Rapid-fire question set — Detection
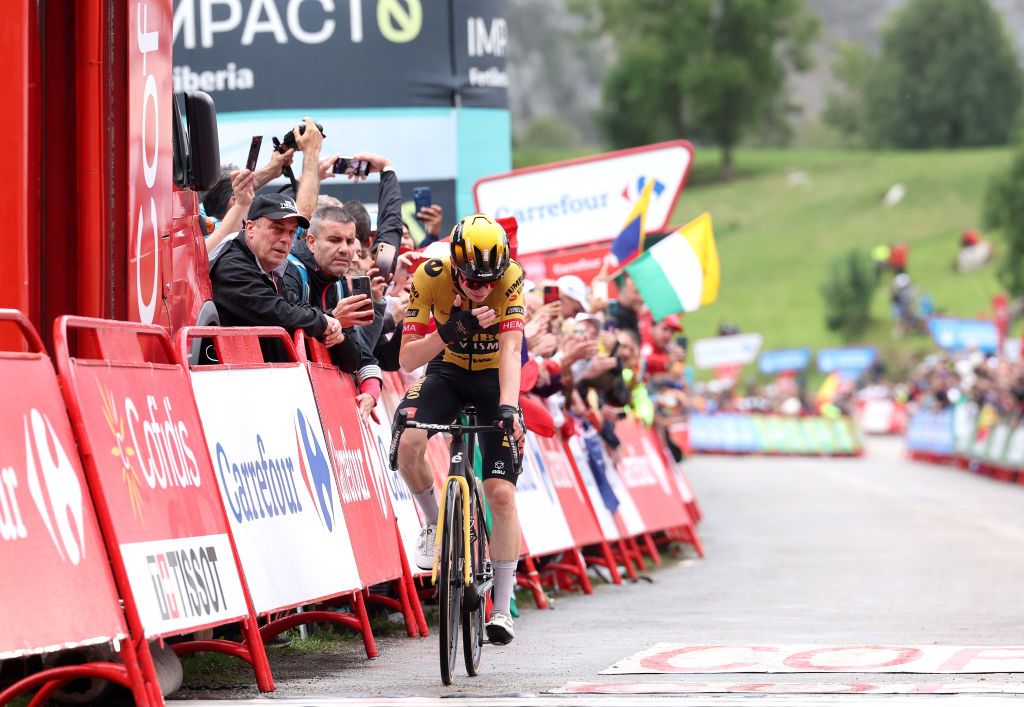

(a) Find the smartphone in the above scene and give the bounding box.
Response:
[413,186,432,214]
[245,135,262,172]
[350,275,373,309]
[372,242,397,282]
[543,285,560,305]
[333,157,371,177]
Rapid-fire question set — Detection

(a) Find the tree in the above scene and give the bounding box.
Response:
[823,42,876,146]
[820,250,879,340]
[832,0,1023,148]
[984,146,1024,298]
[572,0,818,174]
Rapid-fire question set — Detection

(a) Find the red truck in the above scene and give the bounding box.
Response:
[1,0,220,350]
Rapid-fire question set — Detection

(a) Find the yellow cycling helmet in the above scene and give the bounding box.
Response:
[449,213,510,282]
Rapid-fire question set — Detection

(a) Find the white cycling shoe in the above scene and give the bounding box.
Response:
[414,524,437,571]
[485,610,515,645]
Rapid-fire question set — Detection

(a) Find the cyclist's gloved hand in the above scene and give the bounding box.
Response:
[437,295,485,344]
[497,404,520,431]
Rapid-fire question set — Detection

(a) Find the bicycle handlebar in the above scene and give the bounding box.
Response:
[388,409,522,472]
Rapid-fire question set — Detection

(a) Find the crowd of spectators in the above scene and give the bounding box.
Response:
[907,350,1024,420]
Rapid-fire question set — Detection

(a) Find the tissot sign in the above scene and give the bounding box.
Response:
[474,141,694,256]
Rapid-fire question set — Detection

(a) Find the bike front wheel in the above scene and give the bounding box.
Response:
[437,480,464,686]
[463,492,490,676]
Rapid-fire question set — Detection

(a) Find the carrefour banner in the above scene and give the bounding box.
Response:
[928,317,999,354]
[173,0,509,217]
[905,409,954,456]
[758,348,811,375]
[688,414,860,456]
[474,141,694,255]
[816,346,877,376]
[189,365,362,613]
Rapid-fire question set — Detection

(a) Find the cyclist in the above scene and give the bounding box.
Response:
[394,213,526,646]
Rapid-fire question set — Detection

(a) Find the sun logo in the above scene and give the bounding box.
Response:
[98,378,144,524]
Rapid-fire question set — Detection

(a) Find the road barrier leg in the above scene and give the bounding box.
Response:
[516,556,550,609]
[642,533,662,566]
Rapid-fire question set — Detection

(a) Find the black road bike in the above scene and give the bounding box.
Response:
[390,405,519,685]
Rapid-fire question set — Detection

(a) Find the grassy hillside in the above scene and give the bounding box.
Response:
[671,148,1012,354]
[515,146,1015,369]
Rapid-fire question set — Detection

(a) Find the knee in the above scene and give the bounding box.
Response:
[397,430,427,463]
[485,481,517,516]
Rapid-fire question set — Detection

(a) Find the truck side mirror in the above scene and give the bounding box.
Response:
[182,91,220,192]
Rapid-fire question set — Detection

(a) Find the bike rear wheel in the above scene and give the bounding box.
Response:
[437,480,464,686]
[462,491,490,676]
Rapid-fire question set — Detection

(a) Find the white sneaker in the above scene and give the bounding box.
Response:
[485,610,515,645]
[414,524,437,571]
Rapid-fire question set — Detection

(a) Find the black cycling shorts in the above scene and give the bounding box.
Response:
[396,360,518,484]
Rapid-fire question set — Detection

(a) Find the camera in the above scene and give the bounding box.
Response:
[277,121,325,152]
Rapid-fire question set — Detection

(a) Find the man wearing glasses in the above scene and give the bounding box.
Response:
[393,214,526,646]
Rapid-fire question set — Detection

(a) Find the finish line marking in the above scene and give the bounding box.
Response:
[551,681,1024,695]
[602,644,1024,674]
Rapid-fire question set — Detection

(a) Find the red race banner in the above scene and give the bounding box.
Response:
[613,419,694,534]
[0,312,126,660]
[535,433,604,547]
[54,318,252,638]
[301,337,404,587]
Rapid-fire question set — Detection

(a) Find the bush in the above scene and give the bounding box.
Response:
[820,250,879,340]
[983,144,1024,298]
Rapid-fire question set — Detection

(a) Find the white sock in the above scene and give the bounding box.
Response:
[491,560,518,615]
[413,485,439,526]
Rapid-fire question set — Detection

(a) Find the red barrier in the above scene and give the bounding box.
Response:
[613,419,695,536]
[296,333,425,637]
[53,316,274,697]
[179,326,375,658]
[0,311,155,706]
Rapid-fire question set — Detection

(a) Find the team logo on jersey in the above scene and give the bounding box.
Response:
[505,306,525,316]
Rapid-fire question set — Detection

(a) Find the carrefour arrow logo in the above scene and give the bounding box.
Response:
[294,410,335,532]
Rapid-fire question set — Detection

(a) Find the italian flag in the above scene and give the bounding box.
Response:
[624,212,720,321]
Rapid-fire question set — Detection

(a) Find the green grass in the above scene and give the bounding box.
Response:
[673,147,1012,352]
[514,145,1014,366]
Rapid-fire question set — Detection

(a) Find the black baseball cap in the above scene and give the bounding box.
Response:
[246,193,310,229]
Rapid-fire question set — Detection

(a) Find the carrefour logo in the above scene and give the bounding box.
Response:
[294,409,335,532]
[621,176,666,202]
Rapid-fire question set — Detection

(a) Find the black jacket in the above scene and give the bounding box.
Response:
[209,233,330,361]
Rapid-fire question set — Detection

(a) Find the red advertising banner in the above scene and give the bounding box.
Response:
[0,313,126,660]
[613,419,693,534]
[54,318,253,639]
[535,433,604,547]
[302,339,404,587]
[545,242,612,286]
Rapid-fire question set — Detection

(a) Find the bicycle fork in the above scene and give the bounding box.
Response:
[432,475,473,587]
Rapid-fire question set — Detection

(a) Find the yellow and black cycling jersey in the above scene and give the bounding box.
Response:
[402,256,525,371]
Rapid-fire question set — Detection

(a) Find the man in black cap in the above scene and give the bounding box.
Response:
[209,192,345,360]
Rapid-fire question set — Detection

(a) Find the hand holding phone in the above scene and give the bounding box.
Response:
[413,186,432,217]
[245,136,263,172]
[543,285,560,305]
[371,242,397,283]
[332,157,371,178]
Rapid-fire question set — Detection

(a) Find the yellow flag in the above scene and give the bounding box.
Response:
[679,212,720,305]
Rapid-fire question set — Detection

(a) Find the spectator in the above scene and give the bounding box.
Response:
[283,204,384,419]
[642,314,686,380]
[556,275,589,319]
[209,193,344,360]
[605,272,644,339]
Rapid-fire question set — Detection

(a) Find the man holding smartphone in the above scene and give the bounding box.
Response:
[393,214,526,646]
[283,152,403,417]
